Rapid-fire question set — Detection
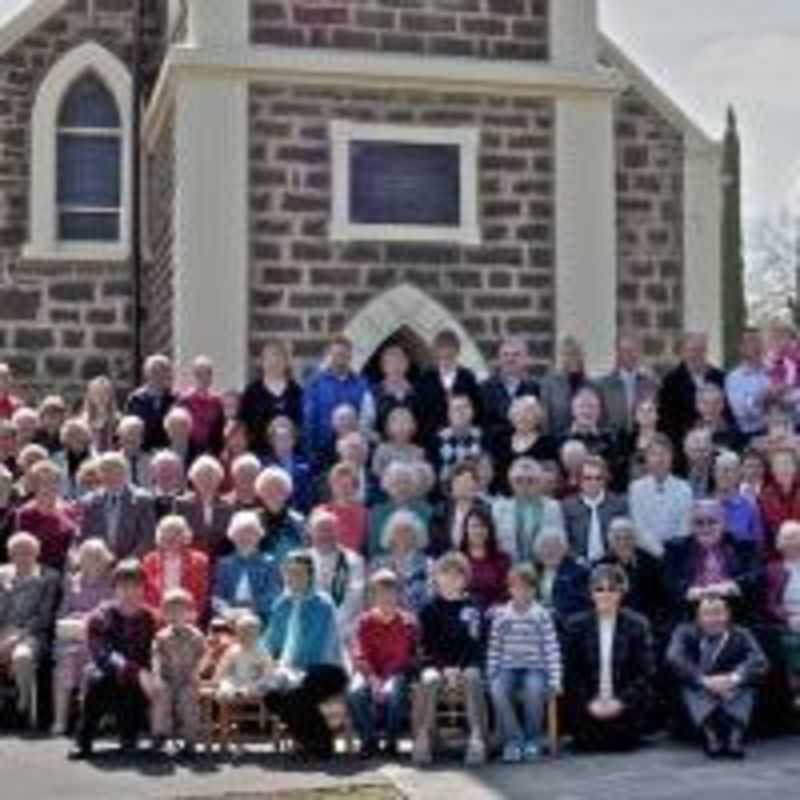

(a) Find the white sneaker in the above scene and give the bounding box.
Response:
[412,734,432,766]
[523,741,541,762]
[502,743,522,763]
[464,735,486,767]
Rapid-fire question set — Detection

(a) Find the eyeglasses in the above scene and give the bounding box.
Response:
[693,518,720,527]
[581,475,604,483]
[592,586,622,594]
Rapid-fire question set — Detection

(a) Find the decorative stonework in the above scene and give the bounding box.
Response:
[251,0,550,61]
[248,82,556,372]
[613,86,685,366]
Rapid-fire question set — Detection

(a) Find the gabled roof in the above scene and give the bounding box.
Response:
[598,33,720,153]
[0,0,67,57]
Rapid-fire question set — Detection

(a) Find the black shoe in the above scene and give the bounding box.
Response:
[68,743,93,761]
[702,725,723,758]
[119,738,139,756]
[149,736,166,754]
[384,738,400,758]
[726,726,746,760]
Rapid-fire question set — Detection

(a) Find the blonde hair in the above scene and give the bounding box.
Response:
[156,515,193,548]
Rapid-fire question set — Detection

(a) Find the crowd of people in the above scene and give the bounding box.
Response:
[1,322,800,766]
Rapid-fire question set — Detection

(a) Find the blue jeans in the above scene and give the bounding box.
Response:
[490,668,547,747]
[348,674,410,745]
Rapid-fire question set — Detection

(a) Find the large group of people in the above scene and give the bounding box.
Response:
[1,321,800,766]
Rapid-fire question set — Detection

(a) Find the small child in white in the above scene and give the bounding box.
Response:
[487,563,562,764]
[213,612,274,702]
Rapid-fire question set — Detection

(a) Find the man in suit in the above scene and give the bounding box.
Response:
[540,336,594,438]
[79,452,157,560]
[667,593,768,758]
[563,456,629,563]
[125,354,176,453]
[599,335,659,434]
[480,337,539,444]
[658,332,726,452]
[417,329,482,450]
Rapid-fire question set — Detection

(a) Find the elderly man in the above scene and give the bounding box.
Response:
[695,384,743,453]
[148,449,186,520]
[0,532,59,725]
[628,435,693,558]
[116,415,152,489]
[176,355,226,456]
[125,355,176,452]
[663,499,762,623]
[598,335,658,434]
[540,337,593,438]
[79,452,157,560]
[255,466,306,567]
[713,451,764,548]
[162,407,197,472]
[224,453,262,511]
[683,428,716,499]
[725,327,772,441]
[658,332,726,452]
[667,593,768,758]
[562,456,629,563]
[492,458,565,563]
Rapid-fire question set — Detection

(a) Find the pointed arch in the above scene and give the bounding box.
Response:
[24,41,132,261]
[343,283,489,378]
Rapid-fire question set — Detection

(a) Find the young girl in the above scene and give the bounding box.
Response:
[52,538,114,734]
[80,376,119,454]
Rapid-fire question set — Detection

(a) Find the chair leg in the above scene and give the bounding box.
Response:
[548,697,559,758]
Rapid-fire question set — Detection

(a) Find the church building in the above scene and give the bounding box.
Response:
[0,1,724,394]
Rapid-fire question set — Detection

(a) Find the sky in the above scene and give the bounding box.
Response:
[599,0,800,222]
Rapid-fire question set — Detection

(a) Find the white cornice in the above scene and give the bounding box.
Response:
[0,0,67,56]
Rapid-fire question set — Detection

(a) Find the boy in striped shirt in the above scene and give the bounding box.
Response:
[487,563,563,763]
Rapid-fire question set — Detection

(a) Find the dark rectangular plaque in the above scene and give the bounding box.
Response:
[349,140,461,226]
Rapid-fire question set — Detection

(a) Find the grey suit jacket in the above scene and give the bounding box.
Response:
[0,565,60,645]
[174,493,233,559]
[79,486,157,560]
[562,493,630,561]
[599,371,659,433]
[540,373,599,438]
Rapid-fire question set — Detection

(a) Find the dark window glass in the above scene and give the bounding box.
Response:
[59,212,119,242]
[57,133,121,207]
[349,141,461,226]
[58,73,121,129]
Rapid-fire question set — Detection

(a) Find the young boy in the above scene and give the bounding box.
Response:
[414,552,488,767]
[151,589,206,756]
[433,395,485,483]
[488,563,562,763]
[348,569,418,759]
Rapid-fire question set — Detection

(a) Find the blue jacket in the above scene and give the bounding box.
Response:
[212,552,283,625]
[259,507,306,568]
[265,590,342,670]
[303,368,372,460]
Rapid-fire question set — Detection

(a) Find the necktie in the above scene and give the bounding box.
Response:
[585,497,604,562]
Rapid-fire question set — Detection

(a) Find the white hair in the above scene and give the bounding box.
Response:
[188,454,225,485]
[98,451,130,475]
[231,453,262,477]
[607,516,640,546]
[255,465,293,497]
[7,531,41,557]
[227,510,265,543]
[382,509,428,552]
[156,514,193,548]
[533,527,567,559]
[714,450,741,473]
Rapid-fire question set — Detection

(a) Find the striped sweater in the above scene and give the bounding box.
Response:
[486,600,563,692]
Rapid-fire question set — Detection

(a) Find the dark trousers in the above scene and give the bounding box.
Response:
[264,664,348,758]
[77,672,149,749]
[571,705,643,753]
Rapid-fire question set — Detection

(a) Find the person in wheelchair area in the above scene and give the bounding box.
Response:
[0,531,59,727]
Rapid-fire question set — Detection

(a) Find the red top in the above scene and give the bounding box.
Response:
[759,479,800,556]
[141,548,210,616]
[352,608,418,680]
[466,550,511,612]
[0,393,22,420]
[321,501,369,555]
[14,501,78,573]
[177,389,226,454]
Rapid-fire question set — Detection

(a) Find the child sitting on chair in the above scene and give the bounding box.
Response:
[151,588,206,757]
[413,552,489,767]
[214,612,274,702]
[487,563,562,764]
[198,618,234,683]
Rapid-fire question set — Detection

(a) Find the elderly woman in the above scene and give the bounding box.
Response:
[713,451,764,549]
[163,406,196,470]
[368,461,433,558]
[558,439,590,499]
[492,395,558,495]
[255,466,306,567]
[14,459,78,573]
[0,532,60,725]
[370,510,431,615]
[308,508,365,643]
[53,418,93,500]
[759,446,800,557]
[563,564,655,752]
[533,528,590,624]
[320,461,369,555]
[116,415,151,488]
[459,505,511,612]
[663,499,761,623]
[14,443,49,503]
[265,416,313,513]
[211,510,283,626]
[562,388,620,480]
[149,449,186,520]
[224,452,262,511]
[52,538,114,734]
[142,515,210,616]
[766,520,800,707]
[492,457,565,563]
[175,454,233,563]
[595,517,666,626]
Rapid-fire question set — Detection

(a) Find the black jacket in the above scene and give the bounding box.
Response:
[480,373,540,443]
[238,378,303,455]
[125,386,177,452]
[416,366,482,449]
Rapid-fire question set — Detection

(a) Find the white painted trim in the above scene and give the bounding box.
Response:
[550,0,597,70]
[24,42,132,261]
[173,74,248,391]
[599,34,718,152]
[186,0,248,48]
[329,121,480,246]
[0,0,67,57]
[343,283,489,379]
[555,94,617,375]
[684,146,724,363]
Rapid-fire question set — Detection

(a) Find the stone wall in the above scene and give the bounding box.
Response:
[251,0,549,60]
[614,86,685,366]
[145,110,175,358]
[0,0,166,399]
[248,83,555,371]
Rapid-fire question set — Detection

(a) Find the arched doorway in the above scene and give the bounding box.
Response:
[362,325,433,383]
[343,283,489,379]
